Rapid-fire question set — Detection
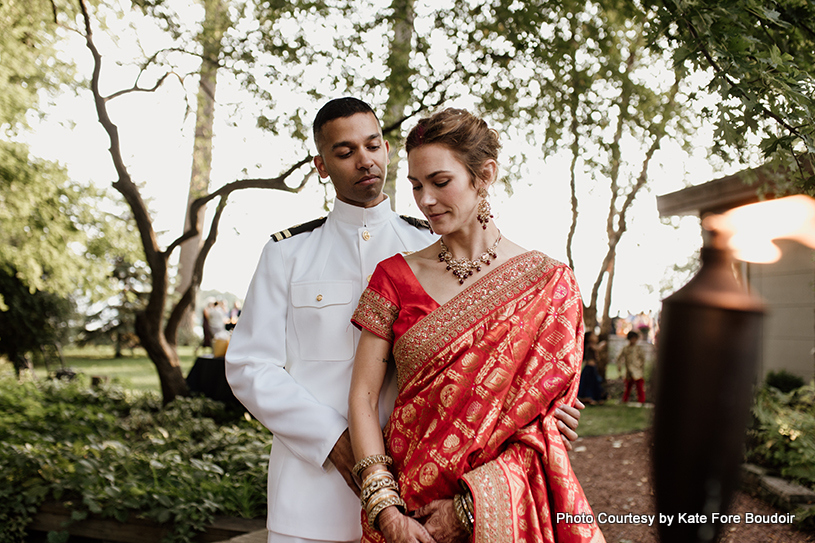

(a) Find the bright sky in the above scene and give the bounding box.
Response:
[23,4,743,321]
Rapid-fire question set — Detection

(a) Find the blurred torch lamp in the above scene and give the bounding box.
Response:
[653,195,815,543]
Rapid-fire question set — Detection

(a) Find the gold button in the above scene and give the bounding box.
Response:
[362,230,371,241]
[316,294,323,302]
[367,274,372,282]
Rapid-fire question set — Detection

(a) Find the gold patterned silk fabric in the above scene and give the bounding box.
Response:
[352,252,605,543]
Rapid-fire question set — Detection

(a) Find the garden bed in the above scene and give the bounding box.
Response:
[27,501,265,543]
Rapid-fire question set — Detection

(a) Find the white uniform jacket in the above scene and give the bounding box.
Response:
[226,197,435,540]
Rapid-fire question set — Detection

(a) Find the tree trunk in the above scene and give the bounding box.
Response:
[600,252,616,335]
[381,0,415,209]
[176,0,228,342]
[565,19,581,272]
[136,311,188,403]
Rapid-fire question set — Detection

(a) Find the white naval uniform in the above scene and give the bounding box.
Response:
[225,197,436,542]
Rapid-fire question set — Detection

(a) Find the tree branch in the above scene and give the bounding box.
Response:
[165,196,227,344]
[79,0,162,272]
[163,155,314,255]
[589,76,680,319]
[565,42,581,272]
[381,61,459,136]
[104,72,174,101]
[669,2,804,139]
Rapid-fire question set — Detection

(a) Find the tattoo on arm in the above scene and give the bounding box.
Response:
[382,358,389,364]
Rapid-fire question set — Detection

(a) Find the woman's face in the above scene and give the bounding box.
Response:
[407,143,482,236]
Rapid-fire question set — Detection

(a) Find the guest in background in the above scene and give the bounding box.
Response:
[578,331,606,405]
[617,330,646,404]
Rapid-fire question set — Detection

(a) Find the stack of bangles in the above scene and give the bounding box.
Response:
[354,454,406,529]
[453,490,475,534]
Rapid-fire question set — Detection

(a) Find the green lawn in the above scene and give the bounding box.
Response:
[3,345,653,435]
[23,345,199,393]
[578,400,653,437]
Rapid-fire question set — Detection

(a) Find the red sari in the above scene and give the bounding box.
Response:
[352,251,604,543]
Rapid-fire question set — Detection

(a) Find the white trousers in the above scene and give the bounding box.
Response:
[267,531,359,543]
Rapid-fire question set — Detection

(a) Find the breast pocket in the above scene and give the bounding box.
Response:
[291,280,356,361]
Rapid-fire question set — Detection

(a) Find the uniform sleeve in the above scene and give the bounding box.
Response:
[225,239,348,469]
[351,258,401,343]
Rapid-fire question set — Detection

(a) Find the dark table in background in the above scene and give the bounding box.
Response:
[186,355,242,408]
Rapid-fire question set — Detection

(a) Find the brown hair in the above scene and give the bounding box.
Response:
[405,108,501,185]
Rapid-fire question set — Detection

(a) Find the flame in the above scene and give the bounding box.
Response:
[702,195,815,263]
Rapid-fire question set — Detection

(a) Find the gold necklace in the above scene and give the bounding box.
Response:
[438,233,502,285]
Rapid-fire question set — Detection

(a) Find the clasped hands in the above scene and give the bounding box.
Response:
[329,401,584,542]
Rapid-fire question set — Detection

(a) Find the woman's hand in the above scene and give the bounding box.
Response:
[556,399,585,451]
[413,499,469,543]
[378,506,437,543]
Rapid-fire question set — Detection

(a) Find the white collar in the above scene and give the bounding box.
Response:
[330,195,395,227]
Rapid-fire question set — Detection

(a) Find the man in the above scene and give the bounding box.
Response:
[226,97,582,543]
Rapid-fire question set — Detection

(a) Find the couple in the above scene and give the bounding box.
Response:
[226,98,603,543]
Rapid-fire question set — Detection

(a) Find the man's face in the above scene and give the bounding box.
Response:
[314,112,390,208]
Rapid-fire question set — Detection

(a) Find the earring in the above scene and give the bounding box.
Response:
[477,188,492,229]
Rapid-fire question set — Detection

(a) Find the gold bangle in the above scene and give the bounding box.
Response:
[361,470,395,487]
[360,475,399,506]
[365,489,400,525]
[353,454,393,479]
[453,494,473,534]
[463,490,475,525]
[360,471,397,496]
[367,493,406,529]
[365,488,399,513]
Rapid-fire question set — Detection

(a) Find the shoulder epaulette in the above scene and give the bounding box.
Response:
[399,215,431,230]
[271,217,327,242]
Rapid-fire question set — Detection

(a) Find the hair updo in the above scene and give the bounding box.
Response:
[405,108,501,185]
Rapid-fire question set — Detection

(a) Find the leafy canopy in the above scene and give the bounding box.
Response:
[647,0,815,188]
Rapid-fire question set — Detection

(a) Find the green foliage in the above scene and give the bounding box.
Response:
[0,1,144,358]
[765,369,806,393]
[0,373,269,543]
[0,267,76,373]
[0,140,142,302]
[647,0,815,190]
[746,383,815,490]
[0,138,145,362]
[0,0,76,133]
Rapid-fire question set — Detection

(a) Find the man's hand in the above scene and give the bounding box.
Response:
[327,428,359,496]
[413,499,468,543]
[555,399,585,451]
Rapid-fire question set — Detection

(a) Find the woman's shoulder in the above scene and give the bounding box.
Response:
[399,242,439,272]
[516,248,570,273]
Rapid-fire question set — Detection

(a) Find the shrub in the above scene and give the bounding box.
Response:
[746,383,815,491]
[0,372,269,543]
[765,369,806,393]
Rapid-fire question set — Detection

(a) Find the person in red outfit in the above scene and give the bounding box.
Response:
[349,108,604,543]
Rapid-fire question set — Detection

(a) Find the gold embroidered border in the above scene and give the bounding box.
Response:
[352,287,399,343]
[462,458,514,543]
[393,251,562,388]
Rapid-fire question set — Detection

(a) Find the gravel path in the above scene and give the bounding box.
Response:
[568,431,814,543]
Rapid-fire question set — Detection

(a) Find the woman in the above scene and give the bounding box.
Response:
[348,109,604,543]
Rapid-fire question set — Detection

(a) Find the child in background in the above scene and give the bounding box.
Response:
[617,330,646,404]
